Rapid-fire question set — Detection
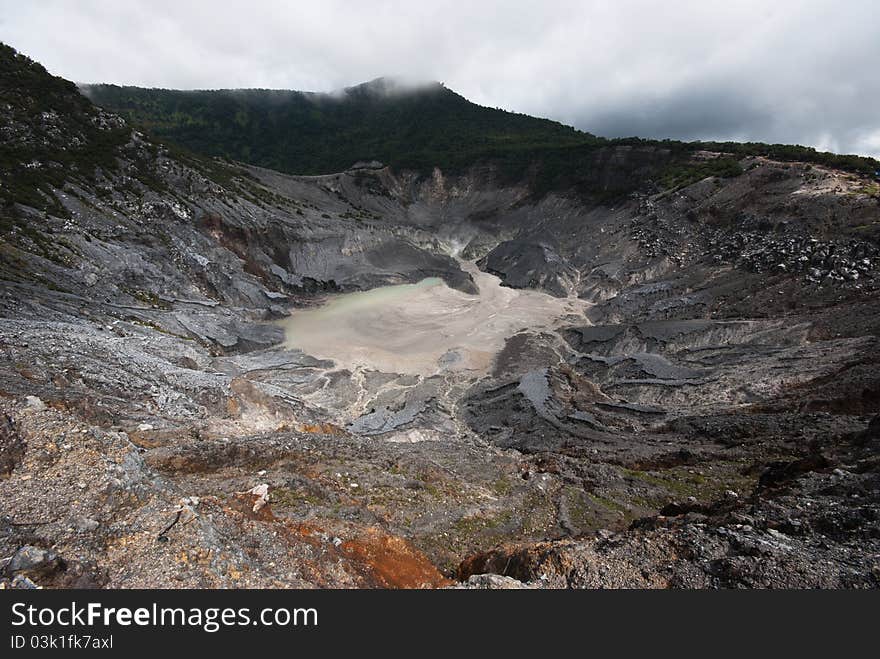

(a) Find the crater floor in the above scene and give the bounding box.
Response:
[2,142,878,589]
[280,260,588,376]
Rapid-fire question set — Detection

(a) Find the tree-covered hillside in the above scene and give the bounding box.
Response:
[4,38,877,210]
[83,78,880,186]
[0,43,131,213]
[0,43,244,218]
[82,79,595,176]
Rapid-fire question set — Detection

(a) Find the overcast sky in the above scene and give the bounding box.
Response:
[2,0,878,158]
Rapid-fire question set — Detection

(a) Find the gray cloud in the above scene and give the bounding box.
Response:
[1,0,878,158]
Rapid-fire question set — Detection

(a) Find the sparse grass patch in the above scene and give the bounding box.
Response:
[453,510,514,536]
[122,288,172,309]
[271,487,322,508]
[853,182,880,197]
[658,157,744,191]
[587,491,629,514]
[489,476,514,496]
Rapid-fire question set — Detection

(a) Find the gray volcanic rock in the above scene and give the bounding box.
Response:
[459,432,880,588]
[479,240,577,297]
[362,240,478,294]
[7,545,61,578]
[0,414,25,475]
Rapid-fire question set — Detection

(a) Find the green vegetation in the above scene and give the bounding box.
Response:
[658,157,744,190]
[0,207,76,264]
[452,510,514,536]
[0,43,130,215]
[4,40,878,214]
[270,487,322,508]
[490,476,514,496]
[620,462,757,505]
[684,139,879,175]
[854,181,880,197]
[0,43,260,225]
[586,491,630,514]
[83,78,880,202]
[82,79,591,177]
[121,288,172,309]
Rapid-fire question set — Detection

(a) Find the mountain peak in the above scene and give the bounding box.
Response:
[339,76,446,99]
[81,76,586,176]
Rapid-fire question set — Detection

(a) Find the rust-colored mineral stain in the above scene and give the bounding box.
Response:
[207,495,449,588]
[297,422,346,435]
[340,528,451,589]
[227,492,278,522]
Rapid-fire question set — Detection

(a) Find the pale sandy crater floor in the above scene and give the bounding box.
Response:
[280,260,589,376]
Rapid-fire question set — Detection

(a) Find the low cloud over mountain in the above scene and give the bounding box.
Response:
[2,0,878,157]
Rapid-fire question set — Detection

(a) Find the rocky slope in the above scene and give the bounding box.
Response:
[1,44,879,589]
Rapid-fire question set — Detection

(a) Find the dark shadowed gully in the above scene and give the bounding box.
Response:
[1,44,879,589]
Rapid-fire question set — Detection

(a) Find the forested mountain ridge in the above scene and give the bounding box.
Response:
[83,76,880,187]
[81,78,592,176]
